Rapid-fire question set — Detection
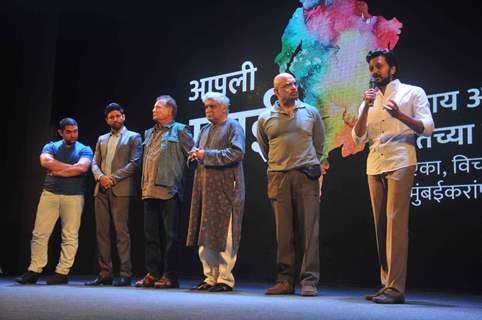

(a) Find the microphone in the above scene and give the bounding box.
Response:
[369,76,376,89]
[367,76,376,107]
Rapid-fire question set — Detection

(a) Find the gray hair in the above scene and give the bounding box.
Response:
[202,92,230,108]
[155,95,178,117]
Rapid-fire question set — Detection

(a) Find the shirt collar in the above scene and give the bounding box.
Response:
[386,79,401,90]
[155,121,174,131]
[110,126,126,137]
[272,99,306,113]
[377,79,401,98]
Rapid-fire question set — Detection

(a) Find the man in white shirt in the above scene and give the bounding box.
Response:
[352,49,434,304]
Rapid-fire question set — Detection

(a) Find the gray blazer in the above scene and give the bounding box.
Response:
[92,127,143,197]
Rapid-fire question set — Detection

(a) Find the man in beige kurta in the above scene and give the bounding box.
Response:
[187,92,245,292]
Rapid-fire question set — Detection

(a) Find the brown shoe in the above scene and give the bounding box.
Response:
[135,273,158,288]
[154,277,179,289]
[372,288,405,304]
[265,280,294,295]
[365,288,385,301]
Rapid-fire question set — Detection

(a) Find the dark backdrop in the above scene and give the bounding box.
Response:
[3,0,482,292]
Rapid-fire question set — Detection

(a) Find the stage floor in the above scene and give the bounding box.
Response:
[1,277,481,320]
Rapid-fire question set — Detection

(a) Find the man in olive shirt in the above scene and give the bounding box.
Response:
[256,73,325,296]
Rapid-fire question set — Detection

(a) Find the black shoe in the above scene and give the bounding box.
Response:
[47,273,69,285]
[190,281,213,291]
[113,276,131,287]
[15,271,40,284]
[208,283,233,292]
[85,276,113,286]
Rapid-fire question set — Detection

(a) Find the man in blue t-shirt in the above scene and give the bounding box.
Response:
[16,118,93,285]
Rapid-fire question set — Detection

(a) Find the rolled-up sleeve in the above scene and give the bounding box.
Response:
[413,88,434,136]
[352,102,368,145]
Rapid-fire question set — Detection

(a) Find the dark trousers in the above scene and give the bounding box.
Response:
[94,189,132,277]
[143,196,180,280]
[267,170,320,286]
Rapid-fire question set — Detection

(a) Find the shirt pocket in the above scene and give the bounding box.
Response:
[161,132,180,150]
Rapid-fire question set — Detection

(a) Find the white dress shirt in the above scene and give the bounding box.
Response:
[352,79,434,175]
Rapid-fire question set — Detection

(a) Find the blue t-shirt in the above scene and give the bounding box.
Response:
[42,140,94,195]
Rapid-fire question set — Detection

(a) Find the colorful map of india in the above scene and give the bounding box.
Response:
[275,0,402,162]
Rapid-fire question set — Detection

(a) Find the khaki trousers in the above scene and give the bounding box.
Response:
[367,166,415,294]
[268,170,320,287]
[29,190,84,275]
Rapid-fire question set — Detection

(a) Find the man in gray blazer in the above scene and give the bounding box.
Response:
[86,103,142,287]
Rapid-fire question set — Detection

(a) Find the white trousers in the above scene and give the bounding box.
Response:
[198,214,237,287]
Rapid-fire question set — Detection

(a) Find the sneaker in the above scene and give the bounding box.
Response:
[154,277,179,289]
[135,273,158,288]
[47,273,69,285]
[113,276,132,287]
[85,275,113,286]
[300,284,318,296]
[15,271,40,284]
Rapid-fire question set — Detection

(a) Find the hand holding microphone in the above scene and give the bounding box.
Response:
[364,76,377,108]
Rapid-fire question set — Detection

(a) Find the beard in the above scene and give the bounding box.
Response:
[376,75,392,87]
[110,122,123,131]
[281,94,298,105]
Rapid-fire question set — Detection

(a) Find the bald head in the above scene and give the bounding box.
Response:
[273,73,299,105]
[273,73,296,89]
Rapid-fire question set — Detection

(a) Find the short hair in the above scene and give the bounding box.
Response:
[366,48,398,77]
[202,91,230,108]
[59,117,78,130]
[104,102,124,117]
[155,95,178,117]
